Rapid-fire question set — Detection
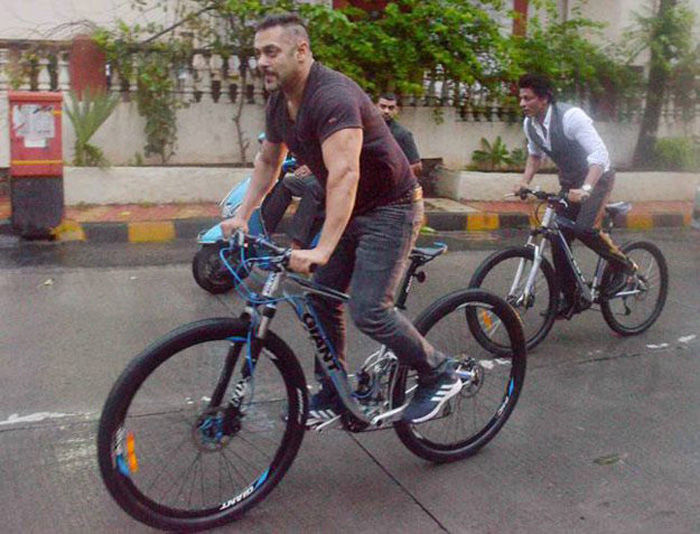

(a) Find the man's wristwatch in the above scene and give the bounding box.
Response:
[581,183,593,193]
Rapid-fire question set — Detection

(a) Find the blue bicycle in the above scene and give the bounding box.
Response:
[97,232,526,531]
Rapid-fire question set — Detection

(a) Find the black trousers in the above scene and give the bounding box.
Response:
[261,174,325,247]
[552,173,630,303]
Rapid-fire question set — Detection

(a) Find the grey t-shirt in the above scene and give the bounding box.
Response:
[265,63,416,214]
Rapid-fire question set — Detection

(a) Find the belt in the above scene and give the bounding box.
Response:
[386,186,423,206]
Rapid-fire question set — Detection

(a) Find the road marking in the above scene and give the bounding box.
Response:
[0,412,76,426]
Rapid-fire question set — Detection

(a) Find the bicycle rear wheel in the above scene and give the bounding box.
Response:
[394,289,526,463]
[97,318,307,532]
[469,246,557,354]
[601,241,668,335]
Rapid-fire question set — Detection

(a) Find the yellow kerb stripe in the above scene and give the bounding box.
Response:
[11,160,63,165]
[466,213,500,231]
[625,213,654,230]
[128,222,176,242]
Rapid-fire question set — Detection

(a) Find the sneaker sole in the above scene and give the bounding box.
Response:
[305,409,340,427]
[408,379,464,424]
[307,409,338,421]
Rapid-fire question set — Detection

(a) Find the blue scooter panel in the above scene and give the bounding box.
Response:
[198,209,267,244]
[197,154,314,246]
[198,176,268,244]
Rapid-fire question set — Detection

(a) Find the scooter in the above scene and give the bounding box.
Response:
[192,156,299,294]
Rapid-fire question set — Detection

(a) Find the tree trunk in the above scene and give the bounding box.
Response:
[632,0,678,169]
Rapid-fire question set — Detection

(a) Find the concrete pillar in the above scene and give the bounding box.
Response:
[513,0,529,36]
[69,35,107,98]
[0,49,9,169]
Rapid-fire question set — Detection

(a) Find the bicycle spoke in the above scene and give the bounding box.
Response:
[396,291,525,462]
[99,325,305,526]
[470,248,555,353]
[601,242,667,335]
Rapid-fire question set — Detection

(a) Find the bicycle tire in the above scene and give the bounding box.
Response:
[469,246,557,354]
[394,289,527,463]
[97,318,307,532]
[600,241,668,335]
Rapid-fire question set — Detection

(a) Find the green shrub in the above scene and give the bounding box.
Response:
[65,89,119,167]
[653,137,700,171]
[506,147,528,171]
[470,136,510,171]
[470,138,528,172]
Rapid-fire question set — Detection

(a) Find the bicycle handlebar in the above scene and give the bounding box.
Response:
[512,187,569,205]
[228,231,317,273]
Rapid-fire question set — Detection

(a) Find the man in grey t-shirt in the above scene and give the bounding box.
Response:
[221,13,462,424]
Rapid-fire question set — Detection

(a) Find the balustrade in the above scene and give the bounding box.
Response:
[0,39,697,126]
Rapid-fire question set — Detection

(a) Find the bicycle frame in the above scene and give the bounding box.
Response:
[220,236,447,432]
[516,197,611,306]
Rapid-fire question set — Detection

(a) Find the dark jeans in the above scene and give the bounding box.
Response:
[261,174,324,247]
[310,200,445,378]
[553,173,631,304]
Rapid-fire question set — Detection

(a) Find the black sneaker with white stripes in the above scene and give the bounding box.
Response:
[306,385,342,426]
[403,359,463,424]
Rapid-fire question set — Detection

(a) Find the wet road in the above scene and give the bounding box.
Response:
[1,228,699,533]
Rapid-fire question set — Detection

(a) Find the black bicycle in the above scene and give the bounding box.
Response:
[97,232,526,532]
[468,188,668,355]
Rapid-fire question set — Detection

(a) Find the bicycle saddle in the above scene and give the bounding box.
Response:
[410,244,448,264]
[605,202,632,218]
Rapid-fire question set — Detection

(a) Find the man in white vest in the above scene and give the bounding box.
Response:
[513,73,637,320]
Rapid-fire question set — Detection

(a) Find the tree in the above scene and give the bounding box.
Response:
[299,0,509,101]
[95,20,191,164]
[96,0,295,164]
[179,0,296,163]
[627,0,696,168]
[506,0,641,110]
[93,0,644,165]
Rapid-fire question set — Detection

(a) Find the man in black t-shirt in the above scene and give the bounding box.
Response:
[221,13,462,424]
[376,92,423,177]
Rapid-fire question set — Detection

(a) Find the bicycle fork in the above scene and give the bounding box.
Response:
[206,273,285,435]
[512,235,547,306]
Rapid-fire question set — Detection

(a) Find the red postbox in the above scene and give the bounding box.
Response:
[9,91,64,238]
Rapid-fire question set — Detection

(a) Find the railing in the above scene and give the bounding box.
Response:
[0,42,266,105]
[105,51,265,105]
[0,42,71,93]
[1,40,699,124]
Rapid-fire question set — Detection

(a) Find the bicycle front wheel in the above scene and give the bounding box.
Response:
[469,246,557,354]
[394,289,526,463]
[97,318,307,532]
[601,241,668,335]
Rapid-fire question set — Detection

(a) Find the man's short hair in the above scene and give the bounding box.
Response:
[379,92,397,102]
[518,73,556,102]
[255,13,310,46]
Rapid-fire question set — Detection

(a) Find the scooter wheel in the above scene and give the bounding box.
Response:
[192,243,238,294]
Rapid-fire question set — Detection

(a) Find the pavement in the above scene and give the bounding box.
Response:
[2,229,700,533]
[0,195,695,242]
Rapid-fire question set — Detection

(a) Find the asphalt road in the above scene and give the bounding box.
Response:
[1,228,699,533]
